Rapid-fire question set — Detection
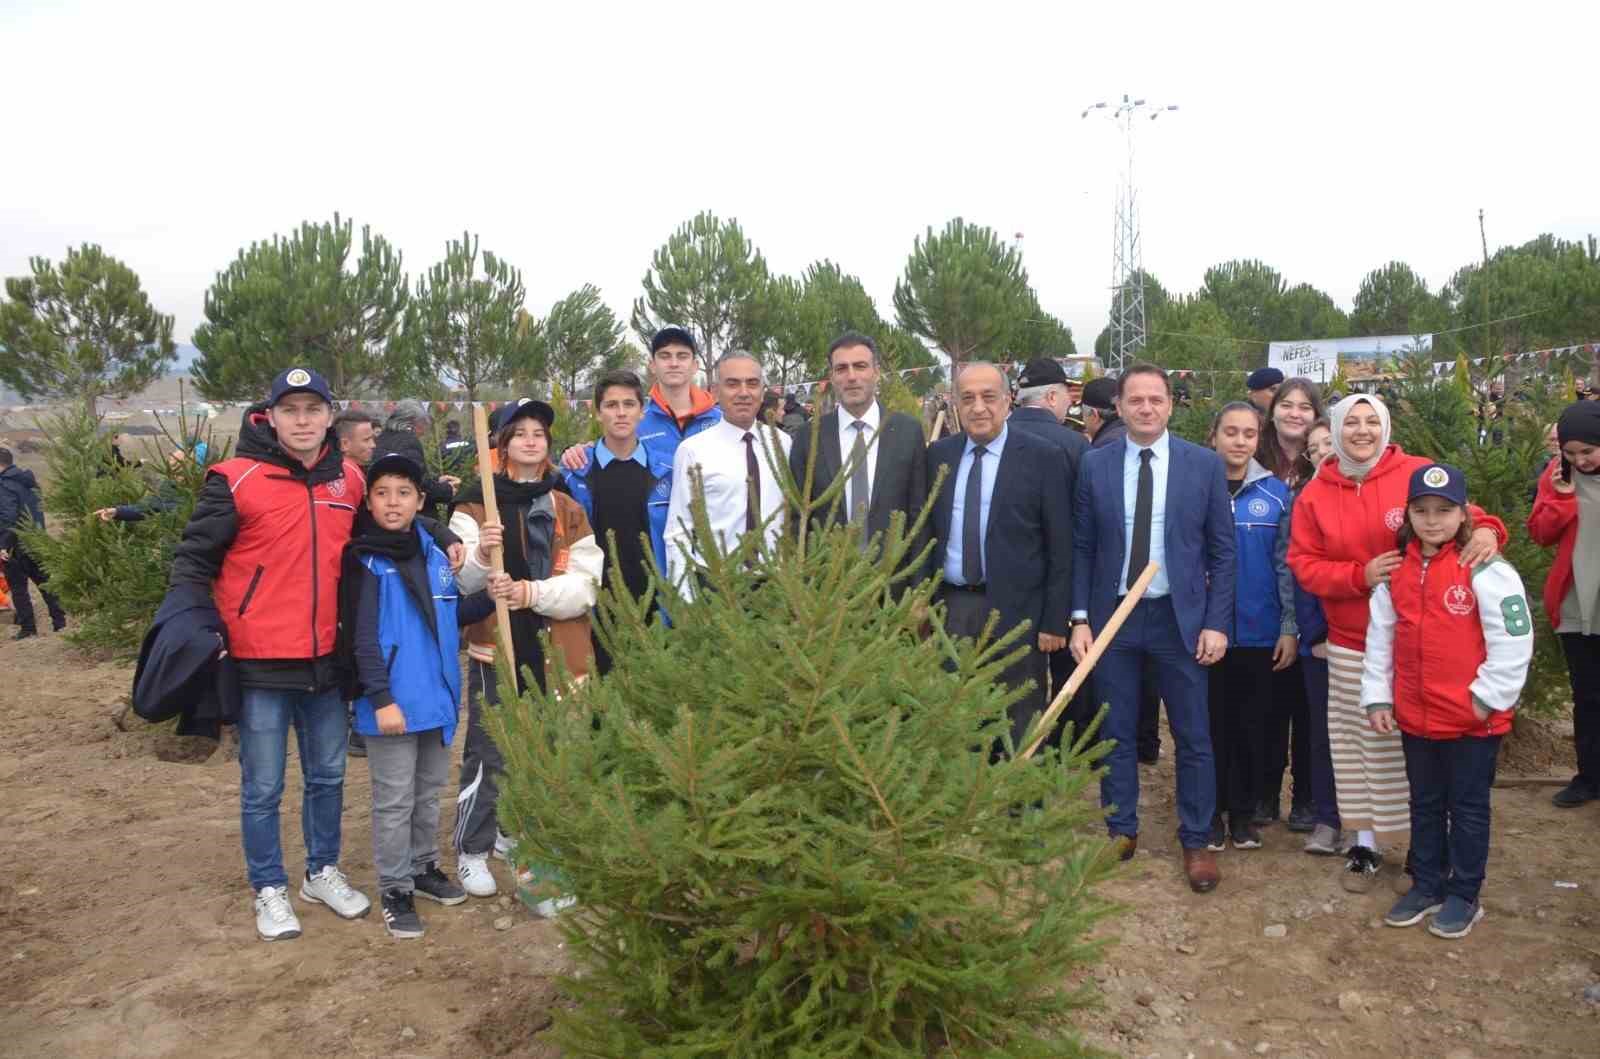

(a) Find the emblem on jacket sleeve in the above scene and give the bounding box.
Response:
[1442,584,1475,616]
[325,477,347,498]
[1384,506,1405,531]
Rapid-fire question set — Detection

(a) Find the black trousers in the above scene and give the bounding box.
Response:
[1048,646,1098,749]
[939,586,1048,757]
[1207,647,1273,819]
[1560,633,1600,793]
[3,547,65,633]
[1263,657,1311,809]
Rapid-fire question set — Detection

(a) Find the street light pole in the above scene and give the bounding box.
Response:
[1083,95,1179,374]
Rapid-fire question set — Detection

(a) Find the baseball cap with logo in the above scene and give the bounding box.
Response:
[650,326,697,355]
[1407,462,1467,506]
[366,450,426,489]
[492,397,556,434]
[269,366,334,405]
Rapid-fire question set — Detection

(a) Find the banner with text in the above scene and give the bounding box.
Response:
[1267,334,1433,384]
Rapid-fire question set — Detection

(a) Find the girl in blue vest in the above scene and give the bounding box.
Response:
[1205,403,1297,852]
[338,452,497,939]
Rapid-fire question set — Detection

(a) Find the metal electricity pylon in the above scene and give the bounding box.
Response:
[1083,95,1178,373]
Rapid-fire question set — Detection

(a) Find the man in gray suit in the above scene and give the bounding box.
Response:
[789,332,930,581]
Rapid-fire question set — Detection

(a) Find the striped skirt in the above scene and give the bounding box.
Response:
[1326,642,1410,845]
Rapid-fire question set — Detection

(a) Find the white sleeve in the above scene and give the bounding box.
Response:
[1470,561,1535,712]
[530,533,603,620]
[450,511,488,593]
[1360,585,1397,710]
[663,442,697,602]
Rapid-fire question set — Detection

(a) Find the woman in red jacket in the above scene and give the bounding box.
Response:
[1287,394,1507,893]
[1527,400,1600,809]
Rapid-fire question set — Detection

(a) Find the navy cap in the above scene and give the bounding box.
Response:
[1408,463,1467,506]
[650,326,697,355]
[268,366,334,405]
[1016,357,1069,389]
[492,398,555,434]
[367,450,425,489]
[1081,377,1119,412]
[1246,367,1285,392]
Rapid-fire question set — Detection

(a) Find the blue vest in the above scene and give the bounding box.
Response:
[352,525,462,745]
[563,440,677,575]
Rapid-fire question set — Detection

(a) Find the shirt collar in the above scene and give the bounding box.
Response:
[963,422,1009,460]
[595,438,648,469]
[1127,429,1170,460]
[841,402,880,433]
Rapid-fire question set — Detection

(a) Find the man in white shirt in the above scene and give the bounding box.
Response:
[664,352,792,597]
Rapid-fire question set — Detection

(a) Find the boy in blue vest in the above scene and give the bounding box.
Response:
[339,451,498,938]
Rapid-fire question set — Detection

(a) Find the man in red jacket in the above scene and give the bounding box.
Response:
[170,368,434,941]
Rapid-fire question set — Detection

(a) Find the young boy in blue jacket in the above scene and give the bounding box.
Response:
[338,452,498,939]
[1206,404,1297,851]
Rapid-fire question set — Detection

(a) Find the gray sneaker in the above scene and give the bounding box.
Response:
[1303,823,1341,856]
[300,865,371,919]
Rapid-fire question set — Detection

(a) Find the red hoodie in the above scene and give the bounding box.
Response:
[1526,458,1579,629]
[1287,445,1508,651]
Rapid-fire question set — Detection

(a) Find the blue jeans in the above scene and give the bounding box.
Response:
[1301,655,1340,830]
[1095,597,1216,849]
[1401,732,1501,904]
[238,687,348,890]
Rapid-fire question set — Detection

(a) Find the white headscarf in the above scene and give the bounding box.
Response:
[1328,393,1392,481]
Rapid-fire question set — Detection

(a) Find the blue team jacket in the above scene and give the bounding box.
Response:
[563,440,676,578]
[1228,460,1296,649]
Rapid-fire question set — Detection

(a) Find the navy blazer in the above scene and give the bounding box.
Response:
[928,427,1074,640]
[1070,433,1236,654]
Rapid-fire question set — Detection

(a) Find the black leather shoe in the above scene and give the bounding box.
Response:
[13,627,37,641]
[1552,780,1599,808]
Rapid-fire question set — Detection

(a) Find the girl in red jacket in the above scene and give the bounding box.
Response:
[1528,400,1600,809]
[1287,395,1507,894]
[1361,463,1533,939]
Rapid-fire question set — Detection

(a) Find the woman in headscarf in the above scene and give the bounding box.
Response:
[1528,400,1600,809]
[1287,393,1507,893]
[446,399,601,908]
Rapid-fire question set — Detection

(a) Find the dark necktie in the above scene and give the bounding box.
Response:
[962,445,987,585]
[1128,447,1153,590]
[743,431,760,534]
[849,421,870,546]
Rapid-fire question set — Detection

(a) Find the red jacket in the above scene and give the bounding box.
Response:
[1526,458,1579,628]
[1362,542,1532,739]
[1288,445,1508,651]
[208,453,362,659]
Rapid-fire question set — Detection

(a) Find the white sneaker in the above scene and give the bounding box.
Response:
[254,886,302,941]
[458,851,498,898]
[493,830,516,862]
[299,865,371,919]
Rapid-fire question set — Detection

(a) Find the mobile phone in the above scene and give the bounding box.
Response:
[1559,457,1572,484]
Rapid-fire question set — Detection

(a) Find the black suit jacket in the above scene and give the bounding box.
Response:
[927,426,1074,641]
[1006,405,1088,500]
[790,404,930,568]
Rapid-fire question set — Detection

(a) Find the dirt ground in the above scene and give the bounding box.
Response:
[1,625,1597,1059]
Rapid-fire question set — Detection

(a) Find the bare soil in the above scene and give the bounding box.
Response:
[1,626,1596,1058]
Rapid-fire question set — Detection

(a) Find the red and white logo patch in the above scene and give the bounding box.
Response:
[1384,506,1405,531]
[325,477,347,498]
[1443,584,1475,616]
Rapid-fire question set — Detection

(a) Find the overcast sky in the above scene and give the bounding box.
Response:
[4,0,1596,378]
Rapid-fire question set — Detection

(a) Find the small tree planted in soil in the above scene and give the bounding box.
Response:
[489,437,1119,1057]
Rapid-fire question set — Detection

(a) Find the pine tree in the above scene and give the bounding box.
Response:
[22,397,224,654]
[488,459,1119,1056]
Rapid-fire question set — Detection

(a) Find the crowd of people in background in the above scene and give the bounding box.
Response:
[4,324,1593,949]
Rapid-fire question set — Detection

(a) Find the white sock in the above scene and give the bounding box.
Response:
[1356,829,1376,851]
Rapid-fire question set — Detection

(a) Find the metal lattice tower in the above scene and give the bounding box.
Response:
[1083,95,1178,374]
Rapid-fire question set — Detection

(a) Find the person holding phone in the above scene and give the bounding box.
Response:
[1528,400,1600,808]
